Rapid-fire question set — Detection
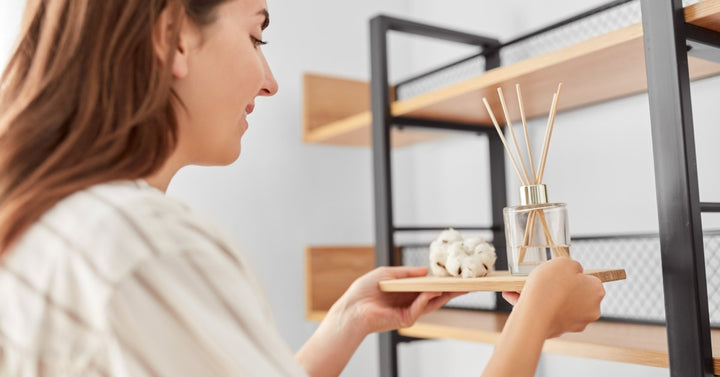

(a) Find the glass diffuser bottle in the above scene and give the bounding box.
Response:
[504,184,570,275]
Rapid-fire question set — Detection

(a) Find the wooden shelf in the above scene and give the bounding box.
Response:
[308,308,720,373]
[303,0,720,147]
[304,246,376,318]
[379,269,626,292]
[401,309,720,373]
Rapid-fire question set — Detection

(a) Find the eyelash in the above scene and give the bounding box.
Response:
[251,36,268,48]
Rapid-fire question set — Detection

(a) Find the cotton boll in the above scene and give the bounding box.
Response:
[428,229,464,277]
[445,254,463,277]
[430,263,450,276]
[445,241,470,276]
[430,262,451,277]
[447,241,470,258]
[476,249,497,273]
[436,228,463,244]
[429,240,451,276]
[461,254,490,278]
[463,236,487,251]
[472,242,496,256]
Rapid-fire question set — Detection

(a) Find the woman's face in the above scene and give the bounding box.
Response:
[172,0,278,166]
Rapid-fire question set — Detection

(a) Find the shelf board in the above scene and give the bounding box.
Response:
[379,269,626,292]
[303,0,720,147]
[307,308,720,372]
[402,309,720,373]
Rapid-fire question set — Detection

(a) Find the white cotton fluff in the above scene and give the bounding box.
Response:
[472,242,496,256]
[429,240,450,277]
[437,228,463,243]
[429,229,497,278]
[428,228,463,277]
[460,254,489,278]
[444,241,471,277]
[463,236,487,251]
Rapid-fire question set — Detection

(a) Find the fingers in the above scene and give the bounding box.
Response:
[378,266,430,279]
[406,292,442,326]
[422,292,465,314]
[502,291,520,306]
[549,256,583,273]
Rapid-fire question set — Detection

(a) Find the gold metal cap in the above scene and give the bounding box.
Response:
[520,184,548,206]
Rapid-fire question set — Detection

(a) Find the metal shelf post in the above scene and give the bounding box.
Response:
[640,0,714,375]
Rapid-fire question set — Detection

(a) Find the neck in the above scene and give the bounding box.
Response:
[144,154,185,192]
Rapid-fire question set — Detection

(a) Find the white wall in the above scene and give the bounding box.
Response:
[3,1,720,377]
[0,1,24,69]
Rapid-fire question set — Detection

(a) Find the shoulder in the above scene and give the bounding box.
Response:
[10,180,244,286]
[0,181,264,375]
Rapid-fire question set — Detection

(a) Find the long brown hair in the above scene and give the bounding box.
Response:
[0,0,227,254]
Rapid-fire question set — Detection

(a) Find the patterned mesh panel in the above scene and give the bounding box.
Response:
[401,230,720,326]
[396,0,703,100]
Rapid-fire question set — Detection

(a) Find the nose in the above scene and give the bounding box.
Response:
[259,55,278,97]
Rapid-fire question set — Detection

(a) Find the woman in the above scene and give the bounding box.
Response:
[0,0,605,376]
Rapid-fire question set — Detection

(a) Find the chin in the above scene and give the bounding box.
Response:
[199,146,242,166]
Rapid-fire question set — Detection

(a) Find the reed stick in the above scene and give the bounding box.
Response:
[516,83,536,265]
[517,84,563,264]
[536,83,563,184]
[516,84,536,180]
[482,98,528,185]
[537,211,568,257]
[497,87,531,185]
[518,211,534,264]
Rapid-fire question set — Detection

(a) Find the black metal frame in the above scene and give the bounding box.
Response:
[640,0,720,375]
[370,15,502,377]
[369,1,720,376]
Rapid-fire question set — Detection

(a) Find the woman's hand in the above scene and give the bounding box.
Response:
[332,266,465,336]
[504,257,605,338]
[482,258,605,377]
[297,266,463,377]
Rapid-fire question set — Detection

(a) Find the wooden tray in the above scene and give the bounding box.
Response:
[379,269,626,292]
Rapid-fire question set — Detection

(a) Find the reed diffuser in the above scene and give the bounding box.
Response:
[482,83,570,275]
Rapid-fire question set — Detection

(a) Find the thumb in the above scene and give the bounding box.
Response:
[390,266,430,279]
[407,292,442,325]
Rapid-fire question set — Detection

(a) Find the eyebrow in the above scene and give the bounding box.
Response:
[258,9,269,30]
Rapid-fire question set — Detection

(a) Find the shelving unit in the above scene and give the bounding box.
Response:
[303,0,720,376]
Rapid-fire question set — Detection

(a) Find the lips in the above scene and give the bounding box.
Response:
[245,103,255,115]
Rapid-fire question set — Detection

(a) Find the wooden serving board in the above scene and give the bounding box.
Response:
[379,269,626,292]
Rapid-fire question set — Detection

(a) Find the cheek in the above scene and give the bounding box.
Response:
[213,51,265,109]
[175,41,266,164]
[236,53,266,96]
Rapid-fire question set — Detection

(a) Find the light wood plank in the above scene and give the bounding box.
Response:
[303,73,443,147]
[309,308,720,372]
[398,309,720,374]
[379,269,626,292]
[302,0,720,147]
[303,73,371,134]
[304,246,375,318]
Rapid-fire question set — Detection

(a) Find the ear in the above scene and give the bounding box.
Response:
[153,5,189,79]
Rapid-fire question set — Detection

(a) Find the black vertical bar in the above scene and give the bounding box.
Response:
[640,1,713,376]
[370,16,398,377]
[484,48,501,72]
[488,132,512,312]
[483,49,512,312]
